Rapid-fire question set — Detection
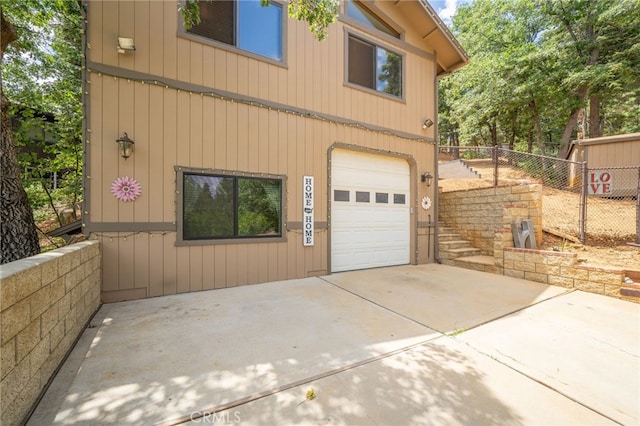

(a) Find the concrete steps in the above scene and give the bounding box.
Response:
[438,160,482,179]
[454,255,501,274]
[621,270,640,301]
[438,224,499,274]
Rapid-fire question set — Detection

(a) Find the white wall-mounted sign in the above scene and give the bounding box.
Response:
[303,176,314,246]
[589,171,612,195]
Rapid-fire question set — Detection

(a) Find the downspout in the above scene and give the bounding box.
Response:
[434,60,440,263]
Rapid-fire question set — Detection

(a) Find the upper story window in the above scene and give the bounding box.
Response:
[348,34,402,98]
[345,1,399,38]
[187,0,283,61]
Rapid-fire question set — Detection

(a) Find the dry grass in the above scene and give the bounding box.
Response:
[439,159,640,271]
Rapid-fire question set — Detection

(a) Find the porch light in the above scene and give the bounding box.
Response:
[422,118,434,129]
[421,171,433,187]
[116,132,134,159]
[117,37,136,53]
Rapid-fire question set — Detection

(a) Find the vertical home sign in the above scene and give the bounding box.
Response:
[303,176,314,246]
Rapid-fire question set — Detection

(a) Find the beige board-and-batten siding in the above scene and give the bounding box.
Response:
[85,1,442,301]
[567,133,640,195]
[89,99,433,301]
[85,1,439,136]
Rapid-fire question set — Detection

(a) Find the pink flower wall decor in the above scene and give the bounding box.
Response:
[111,176,142,202]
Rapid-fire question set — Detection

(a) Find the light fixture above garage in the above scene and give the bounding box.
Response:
[117,37,136,54]
[421,171,433,186]
[422,118,434,129]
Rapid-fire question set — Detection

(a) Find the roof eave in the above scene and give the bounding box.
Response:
[416,0,469,69]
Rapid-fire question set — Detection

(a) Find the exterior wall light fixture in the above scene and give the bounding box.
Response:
[117,37,136,54]
[116,132,135,159]
[422,118,434,129]
[421,171,433,186]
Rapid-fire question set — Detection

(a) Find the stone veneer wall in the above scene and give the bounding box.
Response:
[0,241,101,425]
[439,184,543,267]
[503,247,638,303]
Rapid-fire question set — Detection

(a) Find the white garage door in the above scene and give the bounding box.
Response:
[331,149,410,272]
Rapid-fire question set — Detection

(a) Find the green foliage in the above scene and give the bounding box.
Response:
[238,179,281,236]
[182,0,338,41]
[440,0,640,156]
[516,158,565,187]
[285,0,338,41]
[183,176,281,239]
[3,1,83,225]
[184,178,234,239]
[378,50,402,97]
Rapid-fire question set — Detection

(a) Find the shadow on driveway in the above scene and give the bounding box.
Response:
[28,264,634,425]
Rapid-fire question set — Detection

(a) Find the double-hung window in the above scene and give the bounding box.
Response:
[187,0,283,61]
[347,35,402,98]
[179,170,284,242]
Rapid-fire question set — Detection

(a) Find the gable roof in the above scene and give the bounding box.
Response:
[416,0,469,76]
[346,1,468,76]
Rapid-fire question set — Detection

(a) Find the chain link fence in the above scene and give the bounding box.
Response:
[584,166,640,244]
[438,146,640,244]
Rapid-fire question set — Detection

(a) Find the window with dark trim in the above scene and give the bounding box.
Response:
[187,0,283,61]
[348,34,402,97]
[345,0,399,38]
[182,172,282,240]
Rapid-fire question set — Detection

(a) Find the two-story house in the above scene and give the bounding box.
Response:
[83,0,467,302]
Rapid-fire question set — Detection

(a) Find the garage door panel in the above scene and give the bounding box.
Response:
[331,150,410,273]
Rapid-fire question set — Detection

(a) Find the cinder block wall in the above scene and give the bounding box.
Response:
[439,184,543,264]
[503,247,638,303]
[0,241,101,426]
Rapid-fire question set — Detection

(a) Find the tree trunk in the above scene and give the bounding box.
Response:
[1,9,40,264]
[488,122,497,146]
[558,85,588,159]
[558,108,579,159]
[589,94,602,137]
[534,113,545,156]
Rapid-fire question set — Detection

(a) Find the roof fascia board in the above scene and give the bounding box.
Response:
[415,0,469,65]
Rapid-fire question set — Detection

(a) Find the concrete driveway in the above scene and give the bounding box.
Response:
[28,264,639,425]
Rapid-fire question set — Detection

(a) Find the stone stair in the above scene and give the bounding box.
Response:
[438,160,482,179]
[621,270,640,301]
[438,225,500,274]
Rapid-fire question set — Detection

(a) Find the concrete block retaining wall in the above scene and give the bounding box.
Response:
[503,247,638,302]
[439,184,543,267]
[0,241,101,425]
[440,184,637,302]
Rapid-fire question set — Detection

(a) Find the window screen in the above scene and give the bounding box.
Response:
[347,34,402,97]
[348,36,375,90]
[187,0,282,61]
[188,0,234,45]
